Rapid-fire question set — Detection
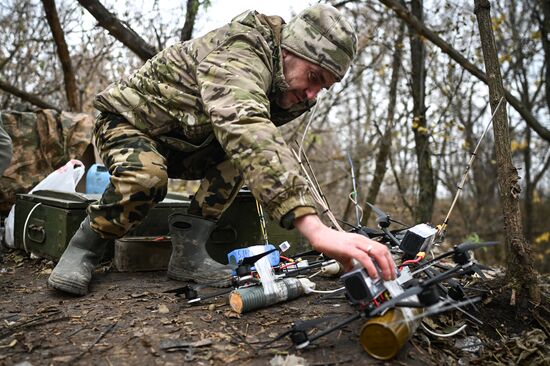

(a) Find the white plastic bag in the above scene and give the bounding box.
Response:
[4,159,85,247]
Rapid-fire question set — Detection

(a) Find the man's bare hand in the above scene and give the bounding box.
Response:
[294,214,396,281]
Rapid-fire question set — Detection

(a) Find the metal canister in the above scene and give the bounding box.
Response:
[359,308,422,360]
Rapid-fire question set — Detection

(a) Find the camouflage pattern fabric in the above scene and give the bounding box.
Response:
[281,4,357,81]
[0,117,12,176]
[0,110,93,215]
[89,113,245,238]
[92,10,323,227]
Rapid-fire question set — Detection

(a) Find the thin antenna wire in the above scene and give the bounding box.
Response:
[294,140,331,210]
[255,199,269,245]
[291,148,343,231]
[298,91,325,162]
[347,151,361,227]
[437,97,505,238]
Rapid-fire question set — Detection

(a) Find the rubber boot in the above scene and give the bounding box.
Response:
[167,213,233,287]
[48,217,107,295]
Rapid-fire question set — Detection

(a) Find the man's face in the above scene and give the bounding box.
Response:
[277,49,337,109]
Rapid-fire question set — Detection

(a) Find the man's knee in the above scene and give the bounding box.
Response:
[110,150,168,193]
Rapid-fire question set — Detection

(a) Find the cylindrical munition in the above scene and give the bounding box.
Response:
[359,308,422,360]
[229,278,305,314]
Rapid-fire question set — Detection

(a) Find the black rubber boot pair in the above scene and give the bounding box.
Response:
[49,214,233,295]
[48,217,107,295]
[167,213,233,287]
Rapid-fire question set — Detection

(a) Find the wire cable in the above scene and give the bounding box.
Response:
[421,322,467,338]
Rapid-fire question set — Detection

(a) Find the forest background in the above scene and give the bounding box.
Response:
[0,0,549,303]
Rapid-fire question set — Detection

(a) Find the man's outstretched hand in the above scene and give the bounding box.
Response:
[294,214,396,281]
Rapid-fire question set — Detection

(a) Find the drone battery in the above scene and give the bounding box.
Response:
[399,223,437,257]
[342,267,386,304]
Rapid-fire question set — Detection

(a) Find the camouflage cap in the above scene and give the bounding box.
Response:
[281,4,357,81]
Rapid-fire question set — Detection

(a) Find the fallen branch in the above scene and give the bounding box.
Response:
[70,321,117,363]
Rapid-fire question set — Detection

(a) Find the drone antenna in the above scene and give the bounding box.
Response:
[347,151,362,227]
[291,148,343,231]
[295,140,331,211]
[255,199,269,245]
[437,97,505,239]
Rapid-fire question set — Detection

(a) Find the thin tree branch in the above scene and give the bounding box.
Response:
[181,0,199,42]
[76,0,156,62]
[0,79,60,111]
[42,0,79,111]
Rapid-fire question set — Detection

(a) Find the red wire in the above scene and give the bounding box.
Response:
[279,262,297,270]
[279,255,293,262]
[398,256,423,270]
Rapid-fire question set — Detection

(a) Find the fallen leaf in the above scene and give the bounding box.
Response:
[158,304,169,314]
[131,292,149,298]
[0,339,17,348]
[53,355,73,362]
[223,310,240,319]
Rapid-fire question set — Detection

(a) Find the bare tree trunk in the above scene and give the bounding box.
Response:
[474,0,540,304]
[0,79,60,111]
[41,0,79,111]
[77,0,156,62]
[378,0,550,142]
[409,0,435,223]
[362,23,405,224]
[523,128,534,241]
[537,0,550,111]
[181,0,199,42]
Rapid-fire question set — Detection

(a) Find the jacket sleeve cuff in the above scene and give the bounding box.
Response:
[268,191,317,229]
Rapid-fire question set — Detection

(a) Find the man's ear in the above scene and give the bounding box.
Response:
[281,48,288,58]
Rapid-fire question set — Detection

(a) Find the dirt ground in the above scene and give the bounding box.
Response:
[1,249,549,366]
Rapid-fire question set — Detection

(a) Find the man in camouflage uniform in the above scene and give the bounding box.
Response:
[49,4,396,295]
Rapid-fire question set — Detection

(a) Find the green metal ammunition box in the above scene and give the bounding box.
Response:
[14,189,308,266]
[14,190,190,261]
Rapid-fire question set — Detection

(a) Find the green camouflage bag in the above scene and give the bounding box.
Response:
[0,109,94,215]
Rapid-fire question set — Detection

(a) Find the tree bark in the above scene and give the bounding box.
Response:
[537,0,550,113]
[0,79,60,111]
[409,0,435,223]
[362,23,405,224]
[378,0,550,143]
[77,0,156,62]
[474,0,540,304]
[41,0,79,111]
[181,0,199,42]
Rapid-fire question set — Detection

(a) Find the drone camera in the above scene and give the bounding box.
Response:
[342,267,386,304]
[400,224,437,257]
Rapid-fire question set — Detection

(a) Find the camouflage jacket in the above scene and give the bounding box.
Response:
[93,10,317,226]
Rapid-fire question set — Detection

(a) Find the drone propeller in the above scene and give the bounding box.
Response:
[164,283,234,304]
[263,315,339,349]
[365,202,391,228]
[164,284,200,299]
[364,202,402,247]
[365,202,408,228]
[414,241,499,275]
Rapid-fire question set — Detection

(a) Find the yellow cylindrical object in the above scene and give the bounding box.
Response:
[359,308,422,360]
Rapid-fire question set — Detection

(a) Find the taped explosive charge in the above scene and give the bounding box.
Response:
[359,307,423,360]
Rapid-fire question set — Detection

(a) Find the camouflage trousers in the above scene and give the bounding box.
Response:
[88,112,243,239]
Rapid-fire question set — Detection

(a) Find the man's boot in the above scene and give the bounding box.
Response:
[48,217,107,295]
[167,213,233,287]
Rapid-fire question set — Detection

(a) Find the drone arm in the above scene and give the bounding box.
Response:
[382,227,401,247]
[307,313,363,344]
